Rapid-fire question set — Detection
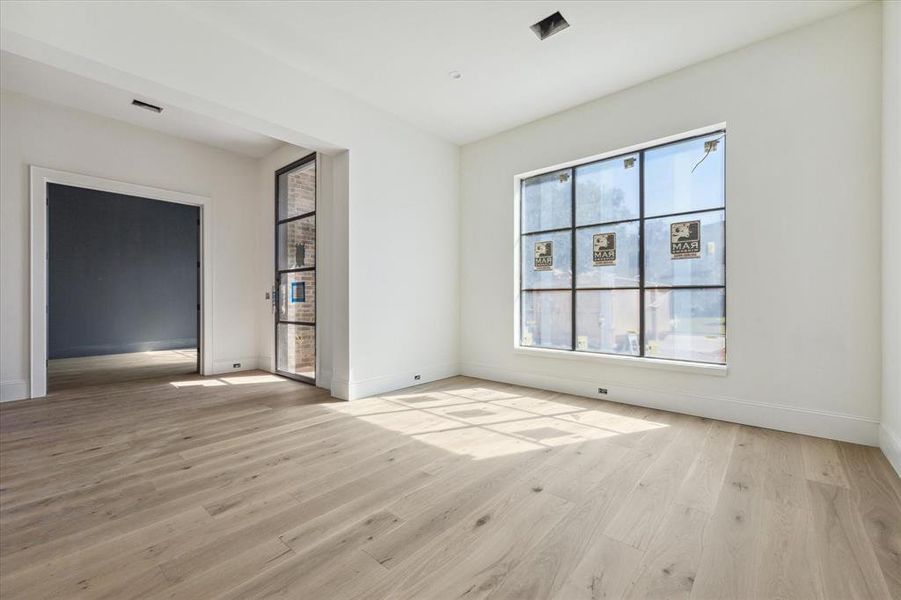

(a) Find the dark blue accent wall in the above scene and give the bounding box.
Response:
[48,184,199,359]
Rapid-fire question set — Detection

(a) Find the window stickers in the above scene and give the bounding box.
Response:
[670,220,701,259]
[534,241,554,271]
[592,232,616,266]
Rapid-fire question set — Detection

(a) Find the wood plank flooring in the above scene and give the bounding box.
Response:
[47,349,198,392]
[1,366,899,599]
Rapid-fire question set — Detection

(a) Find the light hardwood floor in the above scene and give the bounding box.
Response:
[1,367,899,599]
[47,349,198,392]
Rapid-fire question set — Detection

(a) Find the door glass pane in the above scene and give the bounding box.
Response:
[279,272,315,323]
[277,324,315,380]
[575,154,639,225]
[278,216,315,270]
[576,221,639,288]
[576,290,640,355]
[645,288,725,363]
[278,159,315,220]
[644,133,725,217]
[521,231,572,289]
[521,291,571,349]
[522,169,572,233]
[644,210,724,287]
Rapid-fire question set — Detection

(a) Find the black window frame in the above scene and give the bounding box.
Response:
[274,152,318,385]
[518,129,726,365]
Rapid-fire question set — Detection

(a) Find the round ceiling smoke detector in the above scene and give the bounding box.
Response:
[449,71,462,80]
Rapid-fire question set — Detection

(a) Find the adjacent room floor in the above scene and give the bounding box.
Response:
[47,349,198,392]
[0,373,898,599]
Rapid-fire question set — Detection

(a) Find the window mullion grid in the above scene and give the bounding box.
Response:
[638,150,646,358]
[570,168,576,351]
[643,206,723,222]
[519,180,524,347]
[520,130,725,359]
[277,210,315,226]
[523,225,571,236]
[573,217,639,231]
[643,284,725,290]
[528,216,642,236]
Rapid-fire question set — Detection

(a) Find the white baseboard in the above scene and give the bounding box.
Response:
[880,424,901,477]
[331,376,350,401]
[347,362,460,401]
[461,362,880,447]
[0,379,29,402]
[253,357,333,393]
[316,369,332,392]
[210,357,260,374]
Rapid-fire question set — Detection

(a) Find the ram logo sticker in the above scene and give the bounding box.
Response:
[671,220,701,259]
[534,241,554,271]
[593,232,616,266]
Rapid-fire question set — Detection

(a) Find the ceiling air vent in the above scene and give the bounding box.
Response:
[530,11,569,40]
[131,99,163,114]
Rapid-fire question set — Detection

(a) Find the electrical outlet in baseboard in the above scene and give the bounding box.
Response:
[233,363,241,369]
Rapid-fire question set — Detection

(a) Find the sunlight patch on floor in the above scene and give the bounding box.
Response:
[169,374,290,388]
[170,379,227,388]
[414,426,543,459]
[382,391,477,409]
[361,410,468,435]
[323,385,668,459]
[327,397,414,416]
[220,375,288,385]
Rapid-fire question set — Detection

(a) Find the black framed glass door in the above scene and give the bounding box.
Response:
[274,154,316,383]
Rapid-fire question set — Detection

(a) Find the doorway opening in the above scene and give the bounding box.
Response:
[46,183,201,392]
[274,154,317,384]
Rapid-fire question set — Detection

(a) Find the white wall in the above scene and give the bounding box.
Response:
[460,5,883,445]
[346,134,460,398]
[0,90,262,400]
[0,1,461,401]
[882,0,901,473]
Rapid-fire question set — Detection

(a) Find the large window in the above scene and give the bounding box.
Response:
[519,130,726,365]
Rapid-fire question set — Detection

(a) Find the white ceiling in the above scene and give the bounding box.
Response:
[0,51,286,158]
[183,0,867,144]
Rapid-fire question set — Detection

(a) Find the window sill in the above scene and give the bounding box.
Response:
[512,346,728,377]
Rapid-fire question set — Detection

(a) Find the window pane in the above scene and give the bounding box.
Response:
[277,324,315,379]
[521,231,572,289]
[522,291,571,349]
[278,215,315,270]
[576,290,640,355]
[645,288,725,363]
[645,210,724,287]
[576,221,639,288]
[645,133,724,217]
[575,154,639,225]
[278,159,315,220]
[279,272,316,323]
[522,169,571,233]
